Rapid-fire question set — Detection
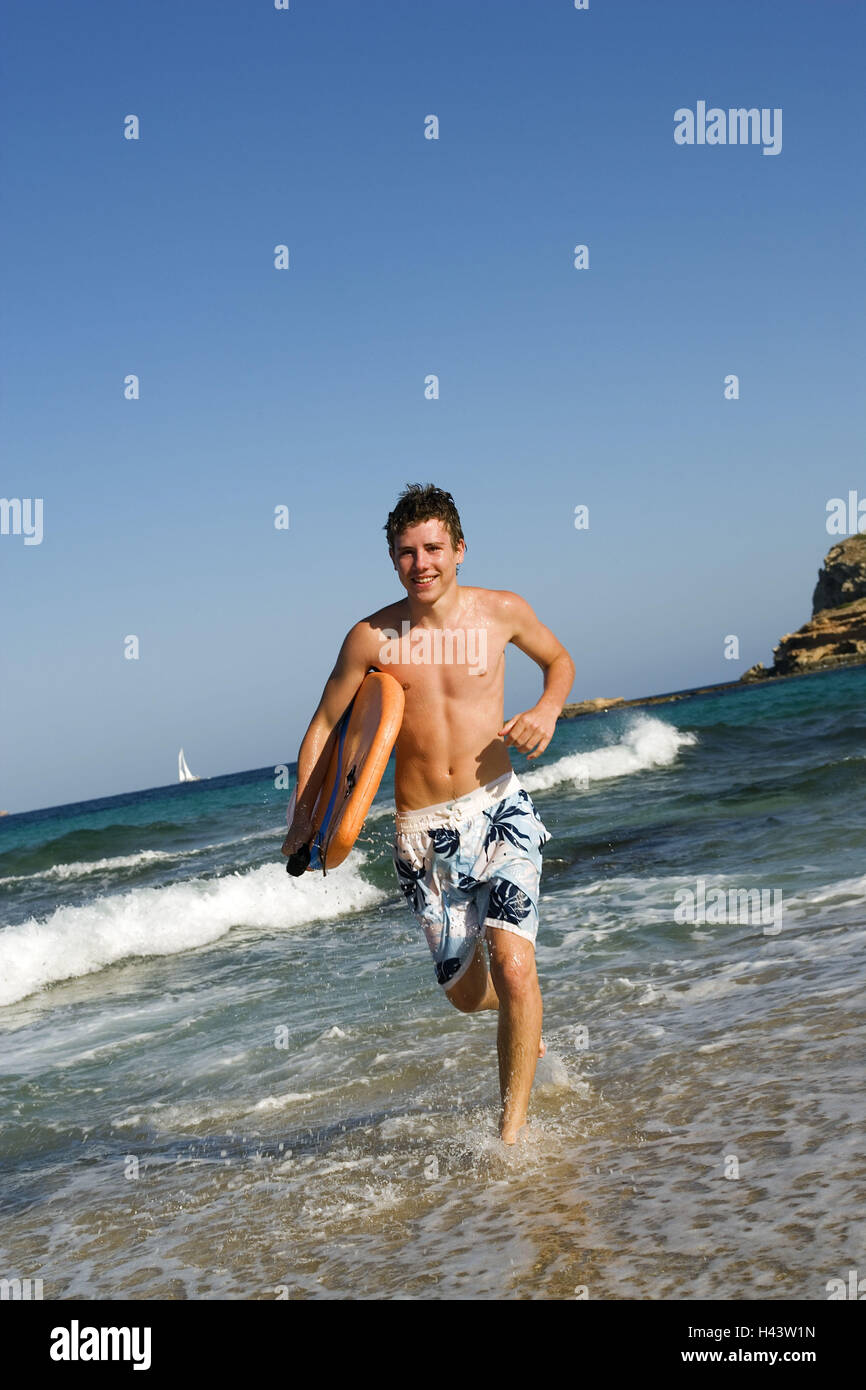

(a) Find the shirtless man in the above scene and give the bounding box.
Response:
[281,484,575,1143]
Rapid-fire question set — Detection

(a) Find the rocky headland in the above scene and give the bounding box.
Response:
[742,532,866,680]
[561,533,866,721]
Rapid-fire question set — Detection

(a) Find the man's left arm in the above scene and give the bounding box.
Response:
[496,592,576,760]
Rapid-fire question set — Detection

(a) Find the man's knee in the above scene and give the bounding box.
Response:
[444,974,486,1013]
[441,940,490,1012]
[489,932,538,999]
[446,990,482,1014]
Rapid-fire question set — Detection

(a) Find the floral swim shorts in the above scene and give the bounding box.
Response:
[392,769,551,990]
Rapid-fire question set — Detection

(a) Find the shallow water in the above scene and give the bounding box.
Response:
[1,666,865,1298]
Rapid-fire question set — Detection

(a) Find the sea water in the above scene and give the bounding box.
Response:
[1,666,864,1299]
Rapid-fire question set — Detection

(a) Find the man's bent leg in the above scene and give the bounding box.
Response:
[445,939,546,1061]
[487,927,543,1144]
[444,941,499,1013]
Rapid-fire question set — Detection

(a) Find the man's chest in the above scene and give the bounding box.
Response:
[374,622,506,698]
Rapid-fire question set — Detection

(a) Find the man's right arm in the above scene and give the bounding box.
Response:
[280,622,375,857]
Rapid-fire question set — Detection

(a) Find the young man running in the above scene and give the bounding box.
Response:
[282,485,575,1143]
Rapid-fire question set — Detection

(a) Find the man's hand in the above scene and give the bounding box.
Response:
[495,593,575,753]
[499,700,558,760]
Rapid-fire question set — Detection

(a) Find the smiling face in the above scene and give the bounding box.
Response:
[391,517,466,603]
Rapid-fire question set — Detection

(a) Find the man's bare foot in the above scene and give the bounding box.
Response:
[499,1119,527,1146]
[538,1038,546,1059]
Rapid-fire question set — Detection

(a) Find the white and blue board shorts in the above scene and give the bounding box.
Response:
[392,769,551,990]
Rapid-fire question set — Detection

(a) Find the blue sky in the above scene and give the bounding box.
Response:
[2,0,864,813]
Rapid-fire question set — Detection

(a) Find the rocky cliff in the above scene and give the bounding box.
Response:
[743,533,866,680]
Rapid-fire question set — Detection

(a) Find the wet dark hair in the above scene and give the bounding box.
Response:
[384,483,465,554]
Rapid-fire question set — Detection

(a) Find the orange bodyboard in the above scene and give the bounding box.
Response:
[308,670,405,871]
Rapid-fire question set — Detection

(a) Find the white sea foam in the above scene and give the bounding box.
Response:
[533,1051,572,1091]
[0,857,386,1008]
[0,825,303,886]
[253,1091,332,1111]
[806,872,866,905]
[697,1034,742,1054]
[0,847,191,886]
[521,714,697,794]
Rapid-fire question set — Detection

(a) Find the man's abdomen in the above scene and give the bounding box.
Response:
[394,728,514,812]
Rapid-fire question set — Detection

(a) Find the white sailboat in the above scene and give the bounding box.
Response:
[178,748,201,783]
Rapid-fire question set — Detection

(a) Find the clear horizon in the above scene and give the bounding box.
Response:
[3,0,864,813]
[4,660,862,822]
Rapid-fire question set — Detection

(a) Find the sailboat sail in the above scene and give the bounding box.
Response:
[178,748,200,783]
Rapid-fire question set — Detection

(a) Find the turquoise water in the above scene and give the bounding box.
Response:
[1,665,864,1298]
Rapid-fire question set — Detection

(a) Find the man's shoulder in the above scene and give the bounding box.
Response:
[362,598,408,628]
[464,586,529,619]
[346,599,408,642]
